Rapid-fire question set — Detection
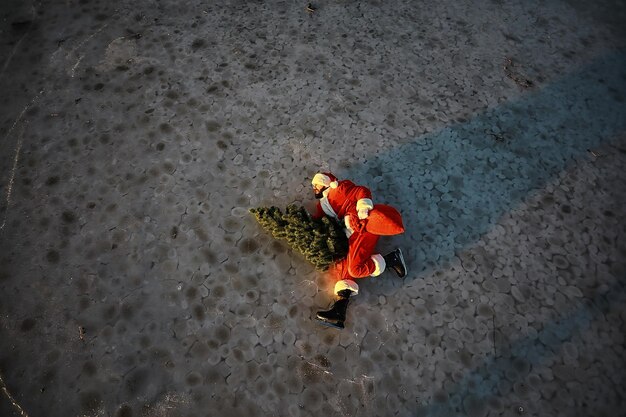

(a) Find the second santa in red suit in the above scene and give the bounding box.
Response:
[310,172,408,329]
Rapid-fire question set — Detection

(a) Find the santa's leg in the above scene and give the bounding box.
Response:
[316,280,358,329]
[345,231,383,278]
[316,232,378,329]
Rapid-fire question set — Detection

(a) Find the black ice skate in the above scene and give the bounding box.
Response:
[383,248,407,278]
[316,289,353,329]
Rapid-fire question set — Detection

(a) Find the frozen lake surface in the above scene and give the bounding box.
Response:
[0,0,625,416]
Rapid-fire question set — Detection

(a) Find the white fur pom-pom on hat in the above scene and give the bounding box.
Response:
[311,172,339,189]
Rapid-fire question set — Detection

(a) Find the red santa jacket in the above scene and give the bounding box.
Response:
[313,180,372,221]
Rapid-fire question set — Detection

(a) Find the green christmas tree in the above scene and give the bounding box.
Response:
[250,205,348,271]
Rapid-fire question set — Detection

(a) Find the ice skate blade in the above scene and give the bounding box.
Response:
[397,248,407,278]
[315,317,345,329]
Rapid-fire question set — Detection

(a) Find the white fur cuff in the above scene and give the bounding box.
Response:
[370,254,385,277]
[334,279,359,295]
[356,198,374,212]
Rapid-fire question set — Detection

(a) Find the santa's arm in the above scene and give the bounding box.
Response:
[353,186,374,219]
[311,202,325,220]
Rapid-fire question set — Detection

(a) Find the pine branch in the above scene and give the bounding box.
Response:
[250,205,348,271]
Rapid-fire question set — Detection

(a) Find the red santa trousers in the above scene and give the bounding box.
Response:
[331,229,381,280]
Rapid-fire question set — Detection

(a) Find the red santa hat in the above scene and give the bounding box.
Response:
[311,172,339,189]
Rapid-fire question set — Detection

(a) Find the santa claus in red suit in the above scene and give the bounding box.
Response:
[311,172,408,329]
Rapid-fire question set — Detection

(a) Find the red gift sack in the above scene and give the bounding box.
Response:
[365,204,405,236]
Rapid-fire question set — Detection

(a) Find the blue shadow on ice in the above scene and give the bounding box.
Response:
[342,50,626,416]
[343,50,626,275]
[414,278,626,416]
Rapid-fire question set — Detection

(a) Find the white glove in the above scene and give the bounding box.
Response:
[357,208,369,220]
